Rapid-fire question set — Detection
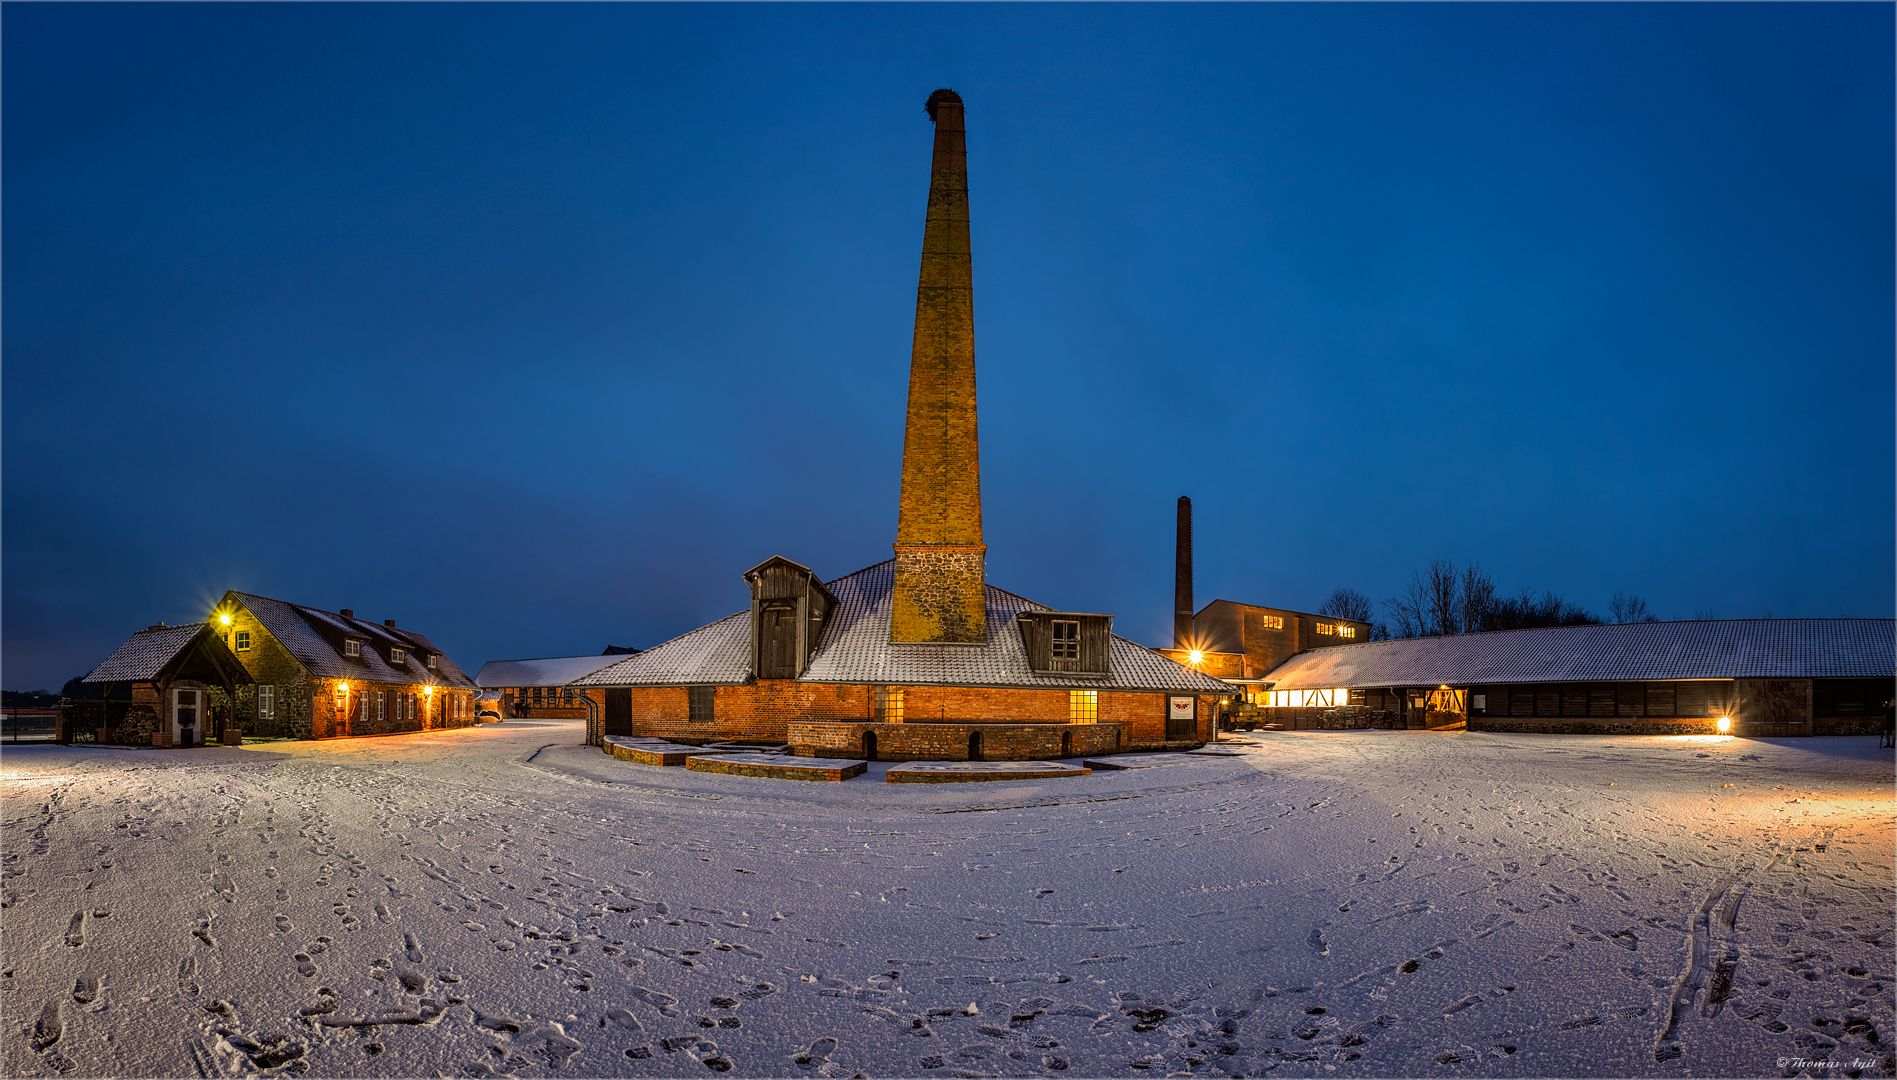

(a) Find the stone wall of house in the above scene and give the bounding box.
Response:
[224,611,314,738]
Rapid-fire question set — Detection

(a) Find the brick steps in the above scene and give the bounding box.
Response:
[686,753,867,782]
[885,761,1090,784]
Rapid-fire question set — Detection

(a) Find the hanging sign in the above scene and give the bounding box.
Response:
[1169,696,1196,720]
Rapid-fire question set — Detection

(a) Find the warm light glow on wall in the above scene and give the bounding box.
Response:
[1267,688,1349,708]
[1188,650,1204,665]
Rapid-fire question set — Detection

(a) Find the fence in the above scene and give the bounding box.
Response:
[2,709,60,743]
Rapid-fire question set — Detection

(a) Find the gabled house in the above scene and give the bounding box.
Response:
[74,623,254,746]
[210,591,479,739]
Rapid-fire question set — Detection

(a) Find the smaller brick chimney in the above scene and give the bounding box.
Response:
[340,609,354,618]
[384,619,396,628]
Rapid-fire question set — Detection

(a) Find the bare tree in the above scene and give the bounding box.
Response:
[1460,564,1498,633]
[1609,592,1657,624]
[1381,576,1428,639]
[1423,559,1461,637]
[1318,587,1374,623]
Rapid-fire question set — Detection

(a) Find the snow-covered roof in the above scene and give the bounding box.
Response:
[1260,618,1897,690]
[573,559,1230,693]
[475,654,637,688]
[82,624,206,682]
[228,591,477,689]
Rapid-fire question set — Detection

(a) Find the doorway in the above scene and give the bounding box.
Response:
[174,687,200,748]
[862,731,878,761]
[967,730,982,761]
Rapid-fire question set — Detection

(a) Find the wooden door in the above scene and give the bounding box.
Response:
[760,603,799,678]
[1166,696,1196,740]
[604,689,632,736]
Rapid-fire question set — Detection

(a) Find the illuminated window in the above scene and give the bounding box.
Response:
[1336,625,1356,639]
[1316,623,1337,636]
[688,686,716,723]
[1069,690,1099,723]
[257,684,275,720]
[344,638,362,657]
[1051,620,1080,661]
[376,692,386,722]
[874,686,905,723]
[1260,615,1284,631]
[391,648,406,665]
[234,630,251,652]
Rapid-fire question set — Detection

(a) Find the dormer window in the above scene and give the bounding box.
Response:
[391,647,406,665]
[344,638,362,658]
[427,654,439,671]
[1017,611,1112,676]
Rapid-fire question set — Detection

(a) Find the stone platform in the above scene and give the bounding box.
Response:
[884,761,1091,784]
[602,736,731,767]
[1084,750,1246,770]
[686,752,867,782]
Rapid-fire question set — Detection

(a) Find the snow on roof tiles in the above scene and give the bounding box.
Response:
[82,624,206,683]
[474,654,642,689]
[229,592,477,689]
[1260,618,1896,690]
[573,560,1229,693]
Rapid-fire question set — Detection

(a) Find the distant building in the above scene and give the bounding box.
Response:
[1254,618,1894,736]
[1156,600,1372,685]
[473,654,632,722]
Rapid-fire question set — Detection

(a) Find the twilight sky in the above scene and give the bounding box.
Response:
[5,3,1891,691]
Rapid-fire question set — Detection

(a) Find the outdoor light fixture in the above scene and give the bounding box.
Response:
[338,682,349,693]
[425,686,433,696]
[1188,650,1204,665]
[219,613,232,626]
[1717,716,1731,733]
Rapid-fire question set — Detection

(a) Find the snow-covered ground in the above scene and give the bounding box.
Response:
[3,722,1891,1079]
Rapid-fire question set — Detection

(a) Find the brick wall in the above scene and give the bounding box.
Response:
[790,721,1125,761]
[609,683,1211,750]
[225,608,315,738]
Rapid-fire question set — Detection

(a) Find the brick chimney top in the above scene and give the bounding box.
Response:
[384,619,396,628]
[924,88,962,121]
[340,609,354,618]
[147,623,166,632]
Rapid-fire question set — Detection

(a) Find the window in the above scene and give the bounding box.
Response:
[344,638,362,657]
[427,654,439,671]
[375,692,386,722]
[1315,623,1337,636]
[874,686,905,723]
[1051,620,1080,661]
[1259,614,1285,631]
[1069,690,1098,723]
[391,648,406,665]
[1336,625,1356,639]
[688,685,716,723]
[235,630,251,652]
[258,685,275,720]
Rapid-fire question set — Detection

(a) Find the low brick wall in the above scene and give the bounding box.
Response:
[788,721,1123,761]
[685,754,866,781]
[1470,718,1727,736]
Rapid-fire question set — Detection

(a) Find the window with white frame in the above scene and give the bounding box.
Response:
[344,638,362,657]
[391,647,406,665]
[427,654,439,671]
[257,684,276,720]
[376,692,386,722]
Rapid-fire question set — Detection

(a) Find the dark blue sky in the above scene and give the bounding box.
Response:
[5,4,1892,691]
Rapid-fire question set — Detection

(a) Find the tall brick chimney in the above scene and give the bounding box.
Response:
[1174,496,1193,649]
[891,89,986,645]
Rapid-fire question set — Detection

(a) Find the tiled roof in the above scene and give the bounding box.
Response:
[228,592,477,689]
[574,560,1230,694]
[474,654,641,689]
[82,625,206,683]
[1259,619,1897,690]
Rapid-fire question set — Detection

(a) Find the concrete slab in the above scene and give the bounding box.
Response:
[603,736,735,767]
[702,741,789,754]
[686,753,867,781]
[884,761,1090,784]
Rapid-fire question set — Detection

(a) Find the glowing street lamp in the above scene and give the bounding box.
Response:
[218,613,232,626]
[1717,716,1731,733]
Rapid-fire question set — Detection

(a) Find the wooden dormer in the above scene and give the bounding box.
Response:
[743,556,838,680]
[1016,610,1113,677]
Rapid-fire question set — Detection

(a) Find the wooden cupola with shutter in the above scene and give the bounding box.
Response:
[743,556,838,680]
[1016,611,1113,677]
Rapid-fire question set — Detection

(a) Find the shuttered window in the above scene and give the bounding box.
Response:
[1051,621,1080,661]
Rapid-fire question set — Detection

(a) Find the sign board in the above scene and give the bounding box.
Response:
[1472,694,1486,712]
[1168,696,1196,721]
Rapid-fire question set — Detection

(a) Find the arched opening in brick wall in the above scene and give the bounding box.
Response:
[862,730,878,761]
[968,730,983,761]
[1061,731,1072,759]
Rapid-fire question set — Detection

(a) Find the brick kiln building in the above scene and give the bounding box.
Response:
[572,90,1229,760]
